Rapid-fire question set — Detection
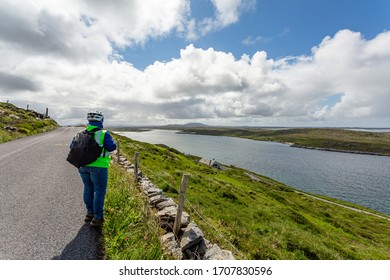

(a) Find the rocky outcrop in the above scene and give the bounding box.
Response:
[115,153,236,260]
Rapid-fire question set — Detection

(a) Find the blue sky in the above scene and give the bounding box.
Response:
[125,0,390,70]
[0,0,390,127]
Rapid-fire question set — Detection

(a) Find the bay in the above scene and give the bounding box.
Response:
[116,129,390,215]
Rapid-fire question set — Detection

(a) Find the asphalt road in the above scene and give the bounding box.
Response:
[0,127,103,260]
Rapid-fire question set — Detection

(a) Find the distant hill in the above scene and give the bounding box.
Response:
[109,123,210,131]
[162,122,209,128]
[0,102,59,143]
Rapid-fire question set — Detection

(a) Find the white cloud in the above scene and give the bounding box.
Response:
[80,0,190,47]
[111,30,390,125]
[278,30,390,121]
[0,0,389,127]
[187,0,256,39]
[242,35,269,46]
[0,1,111,63]
[242,28,289,46]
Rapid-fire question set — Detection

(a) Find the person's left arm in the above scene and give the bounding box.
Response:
[103,131,117,152]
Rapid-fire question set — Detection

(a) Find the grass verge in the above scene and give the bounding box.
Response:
[102,162,167,259]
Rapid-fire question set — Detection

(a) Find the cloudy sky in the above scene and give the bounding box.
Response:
[1,0,389,127]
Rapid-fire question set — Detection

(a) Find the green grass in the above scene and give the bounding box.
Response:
[103,163,167,260]
[110,133,390,260]
[178,127,390,156]
[0,102,59,143]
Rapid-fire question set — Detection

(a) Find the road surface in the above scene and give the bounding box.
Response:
[0,127,103,260]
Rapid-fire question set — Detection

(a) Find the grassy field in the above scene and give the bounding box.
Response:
[109,133,390,260]
[0,102,59,143]
[178,127,390,156]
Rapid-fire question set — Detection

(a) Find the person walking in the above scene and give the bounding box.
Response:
[71,110,116,227]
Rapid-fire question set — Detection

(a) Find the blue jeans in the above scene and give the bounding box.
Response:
[78,166,108,220]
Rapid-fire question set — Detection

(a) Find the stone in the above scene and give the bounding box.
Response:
[204,244,221,260]
[5,126,18,131]
[180,222,204,251]
[139,177,148,183]
[156,207,177,231]
[122,160,132,167]
[146,187,163,197]
[126,168,135,175]
[160,233,182,259]
[184,249,196,260]
[161,232,175,243]
[156,198,176,210]
[204,244,236,260]
[140,180,156,191]
[156,206,190,228]
[149,194,167,206]
[8,114,20,119]
[218,250,236,260]
[157,206,178,219]
[184,238,208,260]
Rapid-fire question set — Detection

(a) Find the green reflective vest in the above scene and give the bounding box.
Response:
[85,125,111,168]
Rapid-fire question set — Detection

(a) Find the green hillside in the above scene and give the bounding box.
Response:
[0,102,59,143]
[106,133,390,260]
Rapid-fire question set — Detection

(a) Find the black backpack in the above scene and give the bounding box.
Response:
[66,128,103,168]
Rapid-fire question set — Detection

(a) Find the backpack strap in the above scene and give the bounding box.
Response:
[89,127,101,133]
[90,128,108,157]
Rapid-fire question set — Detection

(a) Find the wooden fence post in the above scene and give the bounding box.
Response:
[173,174,190,237]
[116,139,120,162]
[134,152,139,183]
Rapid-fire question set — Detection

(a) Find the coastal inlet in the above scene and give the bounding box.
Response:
[117,129,390,215]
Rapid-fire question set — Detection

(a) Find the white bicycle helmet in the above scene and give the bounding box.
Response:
[87,110,104,122]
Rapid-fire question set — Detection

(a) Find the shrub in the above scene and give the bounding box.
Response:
[16,123,33,132]
[18,128,30,134]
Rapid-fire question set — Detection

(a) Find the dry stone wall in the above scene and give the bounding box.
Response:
[114,153,236,260]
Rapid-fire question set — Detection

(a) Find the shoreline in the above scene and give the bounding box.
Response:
[289,144,390,157]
